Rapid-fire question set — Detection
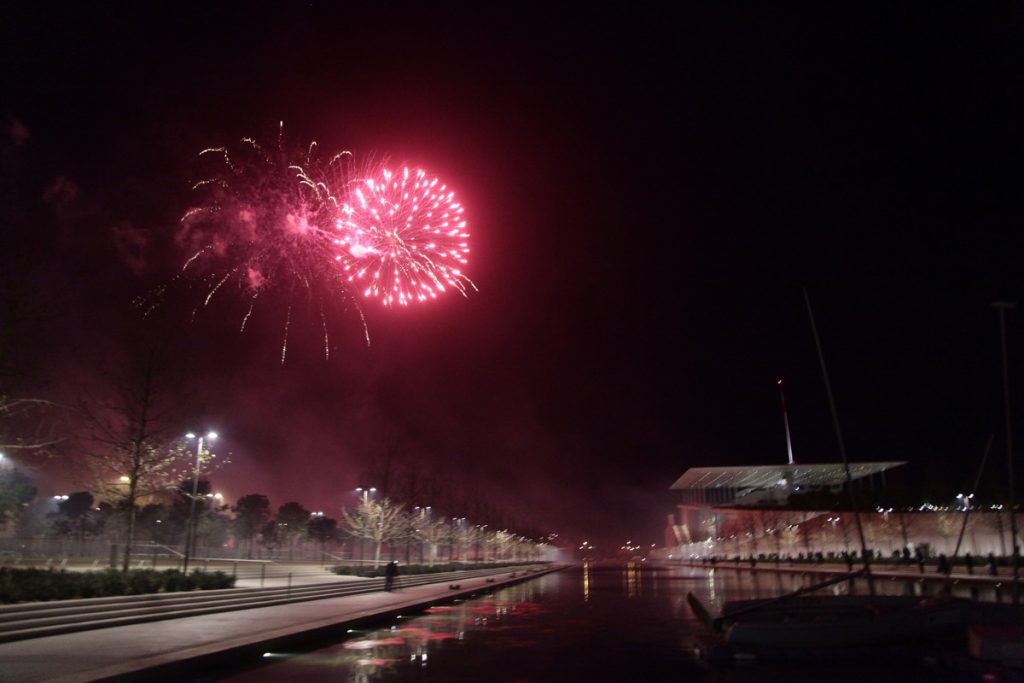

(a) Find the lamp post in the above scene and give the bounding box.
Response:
[355,486,377,505]
[354,486,376,564]
[183,431,217,572]
[777,379,796,465]
[414,506,432,564]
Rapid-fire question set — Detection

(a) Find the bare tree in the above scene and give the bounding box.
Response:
[0,269,64,456]
[415,514,448,565]
[78,348,191,572]
[491,530,515,562]
[343,497,408,566]
[0,466,35,528]
[362,427,411,501]
[308,515,338,555]
[233,494,272,559]
[274,501,312,559]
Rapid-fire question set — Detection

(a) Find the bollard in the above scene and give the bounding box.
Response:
[288,572,292,596]
[261,563,266,588]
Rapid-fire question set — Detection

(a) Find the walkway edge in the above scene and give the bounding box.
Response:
[44,565,566,683]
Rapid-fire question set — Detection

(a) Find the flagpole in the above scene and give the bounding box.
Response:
[778,379,795,465]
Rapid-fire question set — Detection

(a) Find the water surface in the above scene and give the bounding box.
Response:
[216,563,982,682]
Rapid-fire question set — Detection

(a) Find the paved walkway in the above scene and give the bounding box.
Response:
[0,568,561,683]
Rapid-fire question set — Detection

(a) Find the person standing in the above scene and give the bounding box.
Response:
[384,560,399,592]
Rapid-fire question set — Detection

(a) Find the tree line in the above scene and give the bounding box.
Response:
[1,464,550,566]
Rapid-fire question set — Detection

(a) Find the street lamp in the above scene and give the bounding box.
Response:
[353,487,376,563]
[355,486,377,505]
[184,431,217,572]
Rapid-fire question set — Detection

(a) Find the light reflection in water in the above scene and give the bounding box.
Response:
[218,582,547,683]
[624,561,641,598]
[213,566,972,683]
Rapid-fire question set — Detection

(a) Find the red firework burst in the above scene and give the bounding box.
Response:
[333,166,474,307]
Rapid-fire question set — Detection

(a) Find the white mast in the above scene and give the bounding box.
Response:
[778,378,795,465]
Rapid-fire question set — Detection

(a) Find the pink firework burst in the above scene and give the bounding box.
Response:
[333,166,475,307]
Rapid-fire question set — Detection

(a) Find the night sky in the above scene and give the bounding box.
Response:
[3,4,1023,547]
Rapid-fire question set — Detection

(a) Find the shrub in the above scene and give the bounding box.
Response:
[0,568,235,603]
[193,571,234,590]
[126,569,162,595]
[97,569,127,596]
[330,560,548,577]
[161,570,193,592]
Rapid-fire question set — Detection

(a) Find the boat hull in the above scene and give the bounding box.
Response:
[724,596,966,648]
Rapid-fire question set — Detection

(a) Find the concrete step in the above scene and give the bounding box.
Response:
[0,565,549,643]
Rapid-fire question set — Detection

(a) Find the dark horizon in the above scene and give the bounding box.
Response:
[3,4,1024,548]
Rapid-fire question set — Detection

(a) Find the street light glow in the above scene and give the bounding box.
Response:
[183,429,219,572]
[187,431,218,441]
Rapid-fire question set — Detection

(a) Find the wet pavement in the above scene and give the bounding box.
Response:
[0,568,556,683]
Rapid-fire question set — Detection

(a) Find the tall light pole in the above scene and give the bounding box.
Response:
[355,486,377,506]
[354,486,376,564]
[184,431,217,572]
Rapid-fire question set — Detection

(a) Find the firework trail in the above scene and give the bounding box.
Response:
[334,166,475,307]
[173,124,474,360]
[176,123,365,360]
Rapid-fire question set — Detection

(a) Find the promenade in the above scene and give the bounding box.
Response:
[0,565,562,683]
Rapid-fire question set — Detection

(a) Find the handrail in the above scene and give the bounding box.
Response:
[701,569,867,632]
[136,543,184,559]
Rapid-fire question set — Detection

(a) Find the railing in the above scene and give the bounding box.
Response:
[0,537,552,569]
[0,564,564,643]
[671,559,1022,604]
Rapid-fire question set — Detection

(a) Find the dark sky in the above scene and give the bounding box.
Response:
[2,4,1023,547]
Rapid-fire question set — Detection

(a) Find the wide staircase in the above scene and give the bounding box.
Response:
[0,564,556,643]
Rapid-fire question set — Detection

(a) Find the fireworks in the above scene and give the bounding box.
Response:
[334,167,474,307]
[176,125,361,359]
[174,124,474,359]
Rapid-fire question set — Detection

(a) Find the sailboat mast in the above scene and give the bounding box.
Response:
[993,301,1020,606]
[804,289,874,597]
[778,379,796,465]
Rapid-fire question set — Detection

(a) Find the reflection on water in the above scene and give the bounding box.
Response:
[623,561,641,598]
[217,565,977,682]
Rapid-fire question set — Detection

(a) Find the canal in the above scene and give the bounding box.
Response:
[211,563,983,682]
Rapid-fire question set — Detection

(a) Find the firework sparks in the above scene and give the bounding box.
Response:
[176,125,364,359]
[333,166,475,307]
[172,125,474,358]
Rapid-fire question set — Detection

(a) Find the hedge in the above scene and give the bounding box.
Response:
[0,568,235,603]
[331,560,547,578]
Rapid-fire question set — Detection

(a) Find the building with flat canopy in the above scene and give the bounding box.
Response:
[671,461,906,508]
[666,461,907,552]
[665,460,1015,560]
